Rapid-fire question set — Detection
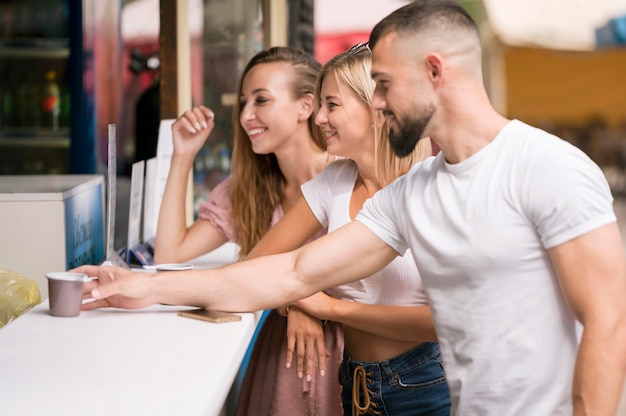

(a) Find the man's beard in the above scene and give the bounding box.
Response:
[388,104,435,157]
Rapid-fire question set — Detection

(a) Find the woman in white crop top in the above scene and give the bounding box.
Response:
[246,44,451,416]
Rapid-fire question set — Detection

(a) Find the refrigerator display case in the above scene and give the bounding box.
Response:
[0,0,96,175]
[0,174,105,298]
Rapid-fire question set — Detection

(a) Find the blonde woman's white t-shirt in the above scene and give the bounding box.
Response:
[302,158,427,306]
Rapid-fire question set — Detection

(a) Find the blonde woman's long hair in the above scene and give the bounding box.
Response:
[229,47,324,257]
[314,44,431,186]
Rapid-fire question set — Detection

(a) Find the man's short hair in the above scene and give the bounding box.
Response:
[369,0,478,49]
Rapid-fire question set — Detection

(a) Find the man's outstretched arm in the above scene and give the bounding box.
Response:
[78,221,399,313]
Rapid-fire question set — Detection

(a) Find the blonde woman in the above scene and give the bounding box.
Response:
[154,47,343,415]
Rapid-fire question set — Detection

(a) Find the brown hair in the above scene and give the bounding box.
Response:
[315,45,431,186]
[369,0,478,50]
[229,47,324,257]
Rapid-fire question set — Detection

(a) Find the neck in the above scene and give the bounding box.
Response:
[279,149,329,209]
[278,147,329,187]
[433,87,509,164]
[353,155,380,195]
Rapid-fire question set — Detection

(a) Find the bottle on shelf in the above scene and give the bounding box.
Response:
[42,70,61,131]
[0,85,3,129]
[59,84,70,128]
[17,73,42,129]
[0,73,18,129]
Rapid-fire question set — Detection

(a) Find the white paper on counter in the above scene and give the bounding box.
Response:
[127,160,145,249]
[145,119,175,242]
[143,157,157,242]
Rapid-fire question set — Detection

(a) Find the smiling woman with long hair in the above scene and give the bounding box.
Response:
[153,47,344,415]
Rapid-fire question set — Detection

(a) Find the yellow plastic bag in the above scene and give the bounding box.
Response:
[0,269,41,328]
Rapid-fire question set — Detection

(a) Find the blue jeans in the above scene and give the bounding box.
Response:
[339,342,450,416]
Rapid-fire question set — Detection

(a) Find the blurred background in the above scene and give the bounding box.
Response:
[1,1,625,411]
[1,0,625,201]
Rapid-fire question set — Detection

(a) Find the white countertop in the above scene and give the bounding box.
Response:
[0,243,257,416]
[0,300,256,416]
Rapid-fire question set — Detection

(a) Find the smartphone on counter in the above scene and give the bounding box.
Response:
[177,308,242,323]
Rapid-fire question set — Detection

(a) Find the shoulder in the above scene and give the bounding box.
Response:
[324,158,357,173]
[311,158,358,184]
[501,120,581,159]
[211,175,233,191]
[490,120,603,185]
[200,176,233,210]
[516,122,603,179]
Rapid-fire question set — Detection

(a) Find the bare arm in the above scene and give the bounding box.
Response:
[295,292,437,343]
[548,222,626,415]
[79,221,397,312]
[154,106,229,263]
[246,196,324,259]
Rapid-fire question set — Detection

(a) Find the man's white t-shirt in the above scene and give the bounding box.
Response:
[356,120,616,415]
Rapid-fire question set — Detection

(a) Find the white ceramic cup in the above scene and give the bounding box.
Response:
[46,272,89,317]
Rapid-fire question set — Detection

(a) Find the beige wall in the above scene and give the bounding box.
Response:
[504,46,626,128]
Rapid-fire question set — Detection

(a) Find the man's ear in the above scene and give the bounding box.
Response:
[425,53,443,84]
[298,93,314,121]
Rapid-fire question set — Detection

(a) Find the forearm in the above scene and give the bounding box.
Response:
[151,230,391,312]
[151,253,308,312]
[322,300,437,343]
[153,154,195,262]
[573,318,626,415]
[88,222,396,314]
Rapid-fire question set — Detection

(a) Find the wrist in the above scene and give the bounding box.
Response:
[170,152,196,168]
[323,298,341,323]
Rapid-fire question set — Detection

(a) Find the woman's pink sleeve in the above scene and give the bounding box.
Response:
[197,177,238,242]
